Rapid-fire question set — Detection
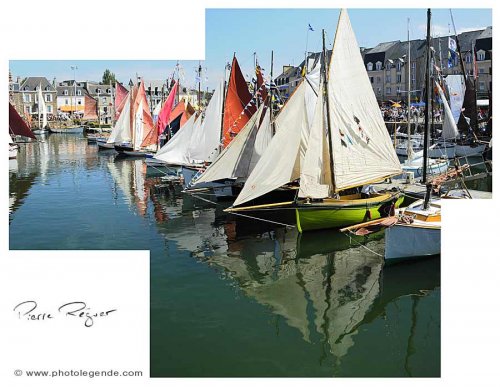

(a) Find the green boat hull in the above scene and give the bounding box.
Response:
[296,195,403,233]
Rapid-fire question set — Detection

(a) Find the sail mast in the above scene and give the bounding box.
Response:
[270,50,275,135]
[322,29,336,191]
[422,9,432,197]
[406,18,414,161]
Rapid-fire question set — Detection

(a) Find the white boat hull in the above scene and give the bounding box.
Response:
[9,145,18,159]
[401,158,449,178]
[428,143,456,159]
[385,224,440,260]
[97,139,115,149]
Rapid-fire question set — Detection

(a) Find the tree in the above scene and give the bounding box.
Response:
[102,69,116,86]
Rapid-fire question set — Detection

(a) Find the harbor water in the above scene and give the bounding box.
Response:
[10,134,442,377]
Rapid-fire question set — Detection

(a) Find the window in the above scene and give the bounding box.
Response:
[411,62,416,70]
[23,93,31,103]
[376,76,381,83]
[479,82,485,91]
[77,90,82,96]
[479,68,485,74]
[370,77,374,83]
[412,72,416,81]
[64,90,68,96]
[97,88,102,94]
[396,74,402,83]
[25,106,31,114]
[103,97,107,103]
[107,88,111,93]
[78,100,82,105]
[396,61,402,71]
[377,87,381,95]
[367,62,373,71]
[65,99,69,105]
[45,94,52,102]
[386,87,391,95]
[386,75,391,83]
[465,53,472,63]
[396,86,401,95]
[47,105,52,113]
[376,61,382,71]
[477,50,485,61]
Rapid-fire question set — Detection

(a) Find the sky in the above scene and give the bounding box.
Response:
[9,8,492,91]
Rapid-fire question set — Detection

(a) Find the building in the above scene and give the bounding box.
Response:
[274,27,492,103]
[56,80,87,117]
[84,82,114,125]
[16,76,58,119]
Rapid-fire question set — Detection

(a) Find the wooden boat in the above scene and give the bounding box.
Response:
[9,103,36,159]
[384,198,441,261]
[96,137,115,149]
[228,10,403,232]
[31,83,50,134]
[107,81,156,157]
[49,126,84,134]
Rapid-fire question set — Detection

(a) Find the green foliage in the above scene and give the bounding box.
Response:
[102,69,116,86]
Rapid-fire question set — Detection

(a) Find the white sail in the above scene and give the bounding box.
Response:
[187,79,224,164]
[233,70,320,207]
[107,94,132,144]
[436,81,459,140]
[133,100,144,150]
[298,88,332,198]
[327,9,402,191]
[246,107,273,176]
[193,104,265,184]
[444,74,466,124]
[153,113,197,165]
[38,85,48,128]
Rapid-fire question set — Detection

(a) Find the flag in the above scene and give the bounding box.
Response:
[308,23,314,31]
[448,37,457,52]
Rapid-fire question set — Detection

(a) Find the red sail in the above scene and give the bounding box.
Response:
[83,93,98,120]
[134,82,155,148]
[115,82,128,119]
[9,103,36,139]
[170,100,195,127]
[155,81,179,143]
[222,56,256,147]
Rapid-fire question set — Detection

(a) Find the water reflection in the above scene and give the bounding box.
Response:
[9,134,440,375]
[152,192,439,369]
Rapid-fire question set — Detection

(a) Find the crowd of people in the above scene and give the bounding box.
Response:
[380,103,443,123]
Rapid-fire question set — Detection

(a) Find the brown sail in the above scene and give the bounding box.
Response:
[222,56,256,147]
[9,103,36,139]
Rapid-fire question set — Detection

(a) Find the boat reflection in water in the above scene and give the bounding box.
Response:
[153,192,440,375]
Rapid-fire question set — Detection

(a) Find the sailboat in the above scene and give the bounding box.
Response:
[107,81,155,157]
[9,103,37,159]
[152,77,224,181]
[181,56,256,188]
[32,84,49,135]
[228,10,403,232]
[384,9,443,261]
[188,60,278,199]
